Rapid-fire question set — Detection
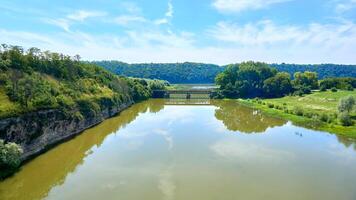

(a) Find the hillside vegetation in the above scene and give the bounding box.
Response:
[93,61,225,83]
[0,45,154,119]
[93,61,356,84]
[270,63,356,79]
[214,62,356,137]
[0,45,168,178]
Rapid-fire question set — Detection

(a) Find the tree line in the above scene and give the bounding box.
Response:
[0,45,170,119]
[214,61,355,99]
[93,61,356,84]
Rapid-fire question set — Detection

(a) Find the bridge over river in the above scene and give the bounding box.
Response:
[152,89,217,99]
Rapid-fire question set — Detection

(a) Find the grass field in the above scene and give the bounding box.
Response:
[264,90,356,114]
[238,90,356,138]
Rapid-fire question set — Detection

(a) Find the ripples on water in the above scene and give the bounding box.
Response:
[0,99,355,200]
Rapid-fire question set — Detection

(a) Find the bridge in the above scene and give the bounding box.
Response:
[152,89,217,99]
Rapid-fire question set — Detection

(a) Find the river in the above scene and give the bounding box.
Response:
[1,99,356,200]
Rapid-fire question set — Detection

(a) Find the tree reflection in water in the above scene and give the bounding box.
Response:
[212,100,286,133]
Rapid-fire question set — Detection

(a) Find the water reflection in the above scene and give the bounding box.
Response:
[212,100,286,133]
[0,99,355,200]
[0,100,164,200]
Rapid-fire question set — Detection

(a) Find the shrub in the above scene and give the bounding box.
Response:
[275,105,283,110]
[77,99,101,118]
[320,85,327,92]
[293,106,304,116]
[267,103,275,108]
[331,87,338,92]
[319,113,330,123]
[304,112,314,118]
[0,140,23,178]
[339,112,354,126]
[338,96,355,113]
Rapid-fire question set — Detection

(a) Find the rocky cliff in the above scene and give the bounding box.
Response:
[0,102,133,161]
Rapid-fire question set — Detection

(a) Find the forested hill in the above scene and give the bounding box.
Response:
[0,45,151,119]
[93,61,224,84]
[270,64,356,79]
[94,61,356,83]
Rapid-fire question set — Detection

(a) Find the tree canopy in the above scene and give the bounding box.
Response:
[93,60,356,84]
[0,45,153,118]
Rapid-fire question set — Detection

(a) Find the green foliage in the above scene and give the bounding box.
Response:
[331,87,338,92]
[320,77,356,90]
[319,113,331,123]
[270,63,356,79]
[93,61,224,84]
[338,95,355,113]
[0,140,23,178]
[77,99,101,118]
[263,72,293,97]
[215,61,294,98]
[93,60,356,84]
[339,112,353,126]
[147,79,169,90]
[0,45,151,118]
[292,71,318,95]
[293,106,304,116]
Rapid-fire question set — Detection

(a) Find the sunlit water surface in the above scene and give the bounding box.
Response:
[1,99,356,200]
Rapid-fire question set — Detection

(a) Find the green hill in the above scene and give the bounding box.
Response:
[0,45,151,119]
[93,61,356,84]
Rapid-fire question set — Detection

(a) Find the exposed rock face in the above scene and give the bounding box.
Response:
[0,102,133,161]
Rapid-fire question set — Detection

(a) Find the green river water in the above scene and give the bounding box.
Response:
[0,99,356,200]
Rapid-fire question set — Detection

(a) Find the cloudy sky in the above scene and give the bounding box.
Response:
[1,0,355,64]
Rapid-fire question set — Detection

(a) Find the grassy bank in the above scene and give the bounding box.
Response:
[237,90,356,138]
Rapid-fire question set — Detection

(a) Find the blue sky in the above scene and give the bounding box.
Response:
[1,0,355,64]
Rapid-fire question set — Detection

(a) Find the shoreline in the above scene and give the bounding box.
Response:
[236,99,356,139]
[0,101,134,179]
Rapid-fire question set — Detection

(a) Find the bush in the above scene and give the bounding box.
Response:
[319,113,330,123]
[320,84,327,92]
[304,112,314,118]
[338,96,355,113]
[339,112,354,126]
[331,87,338,92]
[346,85,354,91]
[0,140,23,179]
[293,106,304,116]
[77,99,101,118]
[275,105,283,110]
[267,103,275,108]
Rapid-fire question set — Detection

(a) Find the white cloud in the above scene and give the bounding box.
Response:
[43,18,71,32]
[2,17,356,65]
[212,0,292,12]
[114,15,147,26]
[209,20,356,47]
[67,10,106,21]
[335,0,356,13]
[154,0,174,25]
[166,0,174,17]
[44,10,106,31]
[211,138,294,162]
[120,2,142,14]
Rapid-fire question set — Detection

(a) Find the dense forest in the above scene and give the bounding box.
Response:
[0,45,161,119]
[270,64,356,79]
[94,61,356,84]
[93,61,224,83]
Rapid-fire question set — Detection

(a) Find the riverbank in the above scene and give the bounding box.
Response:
[236,90,356,138]
[0,101,133,179]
